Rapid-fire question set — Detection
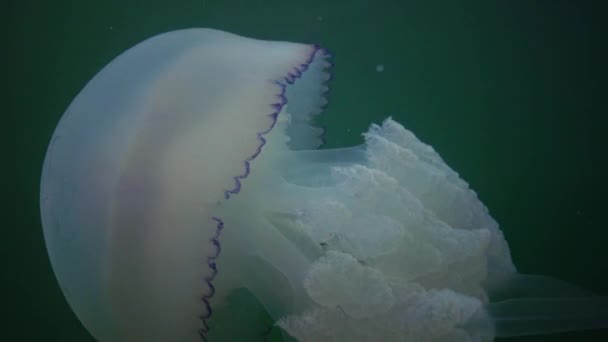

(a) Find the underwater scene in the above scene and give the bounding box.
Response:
[8,0,607,341]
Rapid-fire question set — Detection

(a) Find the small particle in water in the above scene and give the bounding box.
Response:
[376,64,385,72]
[109,26,114,30]
[317,16,323,22]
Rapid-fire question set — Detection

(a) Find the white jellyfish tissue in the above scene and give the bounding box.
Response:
[40,28,607,341]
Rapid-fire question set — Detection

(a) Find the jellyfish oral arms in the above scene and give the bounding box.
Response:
[40,28,607,342]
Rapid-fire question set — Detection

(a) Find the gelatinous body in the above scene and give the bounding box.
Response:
[40,29,607,341]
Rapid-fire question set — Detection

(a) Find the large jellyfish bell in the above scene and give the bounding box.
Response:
[40,29,607,341]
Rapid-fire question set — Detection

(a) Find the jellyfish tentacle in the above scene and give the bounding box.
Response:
[481,273,607,337]
[488,296,608,337]
[486,273,595,301]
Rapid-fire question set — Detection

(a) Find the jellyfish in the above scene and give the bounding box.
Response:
[40,28,607,341]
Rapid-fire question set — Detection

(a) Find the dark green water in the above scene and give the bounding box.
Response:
[8,0,607,341]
